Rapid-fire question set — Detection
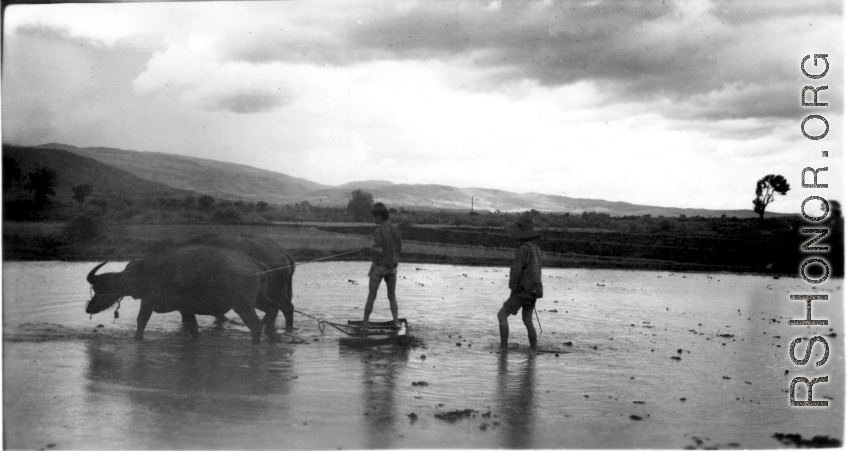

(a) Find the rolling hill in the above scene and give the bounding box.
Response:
[4,145,197,205]
[24,143,771,217]
[303,183,771,217]
[35,143,331,205]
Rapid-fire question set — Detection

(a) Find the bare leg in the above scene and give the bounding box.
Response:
[362,276,381,334]
[181,312,200,339]
[385,275,399,328]
[521,305,538,350]
[234,305,264,345]
[497,306,510,349]
[135,300,154,341]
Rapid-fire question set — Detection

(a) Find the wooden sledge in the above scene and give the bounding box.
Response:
[339,319,409,348]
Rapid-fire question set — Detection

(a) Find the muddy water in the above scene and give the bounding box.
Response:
[3,261,843,449]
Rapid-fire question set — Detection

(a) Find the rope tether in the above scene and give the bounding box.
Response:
[534,307,542,335]
[293,308,361,337]
[250,248,363,276]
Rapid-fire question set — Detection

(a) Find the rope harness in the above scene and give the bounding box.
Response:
[250,248,363,275]
[293,308,361,337]
[534,307,542,335]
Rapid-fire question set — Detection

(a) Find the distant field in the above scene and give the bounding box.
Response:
[2,222,518,266]
[2,220,817,274]
[318,224,805,274]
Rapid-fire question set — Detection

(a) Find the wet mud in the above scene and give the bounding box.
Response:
[3,261,844,449]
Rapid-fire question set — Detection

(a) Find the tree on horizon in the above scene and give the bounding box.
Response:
[3,156,21,190]
[23,166,58,212]
[347,189,374,222]
[197,195,215,210]
[753,174,790,219]
[71,184,93,206]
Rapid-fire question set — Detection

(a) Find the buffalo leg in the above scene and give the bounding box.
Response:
[135,301,154,341]
[262,309,284,343]
[181,312,200,339]
[280,301,294,331]
[256,292,283,342]
[285,261,295,331]
[233,306,263,345]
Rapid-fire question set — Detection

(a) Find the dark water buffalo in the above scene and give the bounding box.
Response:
[188,235,296,339]
[85,245,271,344]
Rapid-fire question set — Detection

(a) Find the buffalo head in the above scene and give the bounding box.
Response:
[86,262,130,314]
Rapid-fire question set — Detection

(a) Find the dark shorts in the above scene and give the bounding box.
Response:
[503,293,536,316]
[368,263,398,281]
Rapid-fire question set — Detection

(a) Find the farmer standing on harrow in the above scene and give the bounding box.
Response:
[498,216,543,350]
[361,202,403,333]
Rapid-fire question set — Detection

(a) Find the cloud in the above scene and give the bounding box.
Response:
[214,0,843,122]
[131,34,292,114]
[8,0,842,122]
[208,93,288,114]
[2,24,152,145]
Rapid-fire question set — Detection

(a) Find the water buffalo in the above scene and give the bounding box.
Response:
[187,235,296,340]
[85,245,272,344]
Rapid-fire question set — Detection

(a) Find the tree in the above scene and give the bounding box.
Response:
[346,189,374,222]
[256,201,269,212]
[197,195,215,210]
[753,174,790,219]
[71,184,93,206]
[23,166,58,211]
[3,156,21,190]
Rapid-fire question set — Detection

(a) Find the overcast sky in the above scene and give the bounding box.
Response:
[2,0,842,213]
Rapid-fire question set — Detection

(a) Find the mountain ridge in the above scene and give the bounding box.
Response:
[29,143,774,218]
[4,145,198,205]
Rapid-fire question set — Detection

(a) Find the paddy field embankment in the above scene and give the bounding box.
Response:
[2,220,811,275]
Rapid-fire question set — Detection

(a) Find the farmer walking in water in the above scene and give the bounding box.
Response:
[498,216,543,350]
[361,202,403,333]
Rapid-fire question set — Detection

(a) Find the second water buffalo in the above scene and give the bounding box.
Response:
[188,234,296,340]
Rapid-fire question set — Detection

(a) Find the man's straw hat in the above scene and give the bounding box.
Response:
[505,216,540,239]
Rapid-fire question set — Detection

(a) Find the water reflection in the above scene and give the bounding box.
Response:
[496,351,537,449]
[84,338,298,439]
[347,348,409,449]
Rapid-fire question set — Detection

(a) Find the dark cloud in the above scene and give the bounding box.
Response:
[219,0,841,121]
[2,24,151,143]
[206,92,288,114]
[677,116,789,142]
[710,0,842,25]
[660,81,836,121]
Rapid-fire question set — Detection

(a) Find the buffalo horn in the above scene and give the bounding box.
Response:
[87,262,109,283]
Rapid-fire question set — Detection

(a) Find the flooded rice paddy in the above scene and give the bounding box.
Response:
[3,261,844,449]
